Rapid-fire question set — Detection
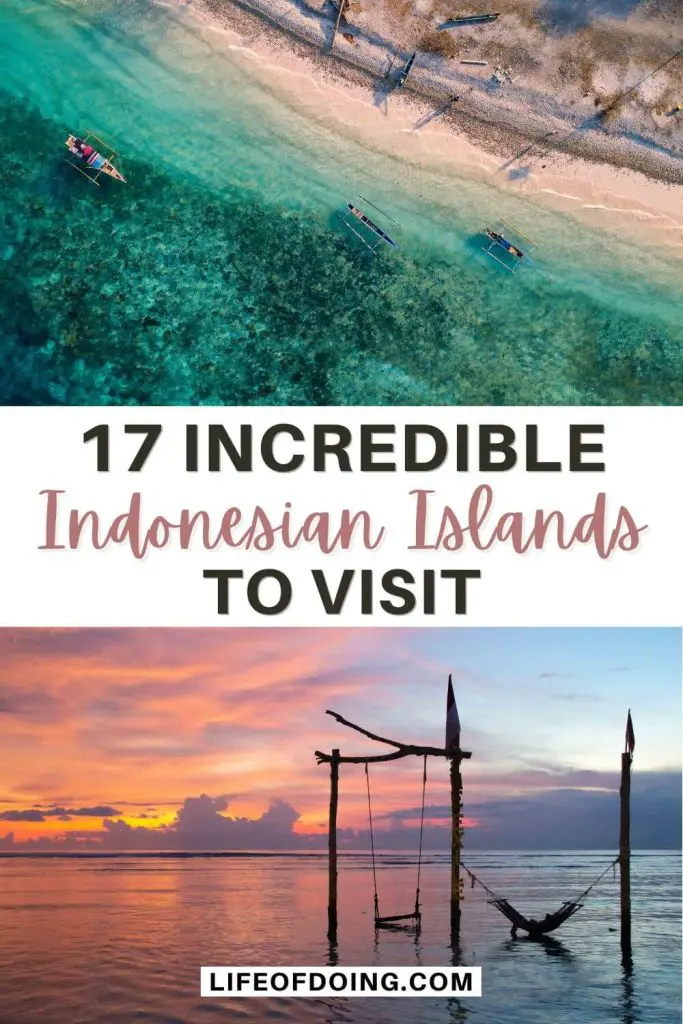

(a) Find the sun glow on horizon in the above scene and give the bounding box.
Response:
[0,628,679,849]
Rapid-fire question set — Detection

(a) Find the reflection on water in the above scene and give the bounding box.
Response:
[0,851,679,1023]
[621,966,640,1024]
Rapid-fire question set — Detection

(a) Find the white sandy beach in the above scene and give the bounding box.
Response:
[176,0,683,251]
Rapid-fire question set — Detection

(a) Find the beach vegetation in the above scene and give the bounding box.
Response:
[577,55,597,97]
[385,0,414,17]
[481,0,539,29]
[371,0,682,134]
[596,92,625,123]
[418,30,461,59]
[641,0,682,14]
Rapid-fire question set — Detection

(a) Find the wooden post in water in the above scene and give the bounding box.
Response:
[327,748,340,942]
[450,753,463,943]
[619,749,633,965]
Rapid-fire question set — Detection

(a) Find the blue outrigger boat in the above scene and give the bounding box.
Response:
[482,220,535,272]
[342,196,400,252]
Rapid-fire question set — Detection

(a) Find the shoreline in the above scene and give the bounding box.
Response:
[179,0,683,252]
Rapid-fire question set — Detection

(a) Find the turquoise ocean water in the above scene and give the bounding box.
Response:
[0,851,680,1023]
[1,0,682,405]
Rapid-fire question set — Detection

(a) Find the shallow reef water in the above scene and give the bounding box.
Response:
[1,0,682,405]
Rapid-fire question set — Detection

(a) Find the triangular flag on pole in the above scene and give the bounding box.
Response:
[625,710,635,756]
[446,674,461,750]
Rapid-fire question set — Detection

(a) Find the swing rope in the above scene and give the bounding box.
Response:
[414,755,428,919]
[364,763,380,922]
[365,757,428,927]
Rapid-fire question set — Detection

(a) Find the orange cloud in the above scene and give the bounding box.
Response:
[1,628,678,848]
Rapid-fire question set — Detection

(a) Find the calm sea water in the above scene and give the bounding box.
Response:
[0,851,679,1023]
[1,0,682,405]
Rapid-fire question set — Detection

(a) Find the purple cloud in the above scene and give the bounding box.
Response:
[0,773,680,854]
[0,805,122,821]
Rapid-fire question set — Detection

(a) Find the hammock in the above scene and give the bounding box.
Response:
[488,897,583,936]
[462,856,618,937]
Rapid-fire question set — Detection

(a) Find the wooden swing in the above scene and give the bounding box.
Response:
[365,755,427,930]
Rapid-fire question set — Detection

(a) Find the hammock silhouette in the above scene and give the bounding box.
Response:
[488,897,583,937]
[463,857,618,938]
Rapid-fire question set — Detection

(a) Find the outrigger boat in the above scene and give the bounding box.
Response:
[342,195,399,252]
[65,132,127,185]
[439,13,500,28]
[482,220,535,272]
[396,52,417,89]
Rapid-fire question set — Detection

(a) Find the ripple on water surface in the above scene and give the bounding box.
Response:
[0,852,680,1023]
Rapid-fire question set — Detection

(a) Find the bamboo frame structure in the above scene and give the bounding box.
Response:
[315,710,471,945]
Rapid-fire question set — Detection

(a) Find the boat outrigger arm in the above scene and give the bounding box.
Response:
[65,132,127,185]
[482,220,536,272]
[342,197,400,252]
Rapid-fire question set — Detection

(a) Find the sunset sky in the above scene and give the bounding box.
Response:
[0,628,680,851]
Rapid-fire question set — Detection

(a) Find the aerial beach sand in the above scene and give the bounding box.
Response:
[1,0,682,405]
[184,0,683,250]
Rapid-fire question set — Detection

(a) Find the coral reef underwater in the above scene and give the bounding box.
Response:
[1,95,681,406]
